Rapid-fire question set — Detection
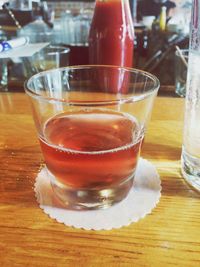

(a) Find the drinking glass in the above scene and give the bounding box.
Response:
[10,0,32,10]
[23,45,70,78]
[181,0,200,191]
[0,33,8,91]
[0,59,8,91]
[175,49,188,97]
[25,65,159,210]
[61,7,93,45]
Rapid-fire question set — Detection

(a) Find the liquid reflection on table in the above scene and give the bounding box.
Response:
[1,92,200,267]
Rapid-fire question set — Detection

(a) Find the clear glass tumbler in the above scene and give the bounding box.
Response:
[175,49,188,98]
[181,0,200,191]
[0,59,8,91]
[23,45,70,78]
[25,65,159,210]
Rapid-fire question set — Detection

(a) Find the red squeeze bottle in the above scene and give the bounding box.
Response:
[89,0,134,93]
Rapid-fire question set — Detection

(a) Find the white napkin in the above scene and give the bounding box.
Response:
[34,158,162,230]
[0,43,49,58]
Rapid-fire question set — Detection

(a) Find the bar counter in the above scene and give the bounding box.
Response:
[0,92,200,267]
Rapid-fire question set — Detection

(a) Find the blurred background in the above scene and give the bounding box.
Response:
[0,0,191,92]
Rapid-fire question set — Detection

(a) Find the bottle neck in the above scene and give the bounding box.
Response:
[96,0,129,2]
[93,0,133,24]
[95,0,130,8]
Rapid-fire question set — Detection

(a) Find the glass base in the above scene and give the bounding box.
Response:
[49,172,134,210]
[181,148,200,192]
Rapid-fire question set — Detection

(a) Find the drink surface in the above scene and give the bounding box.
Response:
[39,109,142,188]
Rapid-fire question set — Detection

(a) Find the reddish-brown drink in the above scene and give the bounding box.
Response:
[39,109,142,189]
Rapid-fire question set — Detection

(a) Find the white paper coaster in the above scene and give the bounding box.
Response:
[34,158,161,230]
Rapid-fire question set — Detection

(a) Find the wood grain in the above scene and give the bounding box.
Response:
[0,93,200,267]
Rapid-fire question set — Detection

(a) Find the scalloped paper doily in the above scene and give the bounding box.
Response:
[34,158,161,230]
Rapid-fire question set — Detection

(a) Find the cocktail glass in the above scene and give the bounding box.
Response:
[25,65,159,210]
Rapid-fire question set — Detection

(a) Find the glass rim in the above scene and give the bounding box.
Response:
[42,45,70,55]
[25,65,160,105]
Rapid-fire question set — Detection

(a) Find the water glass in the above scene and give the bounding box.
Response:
[181,0,200,191]
[0,59,8,91]
[175,49,188,97]
[23,45,70,78]
[61,8,93,45]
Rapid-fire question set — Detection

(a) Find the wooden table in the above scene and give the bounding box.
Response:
[1,93,200,267]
